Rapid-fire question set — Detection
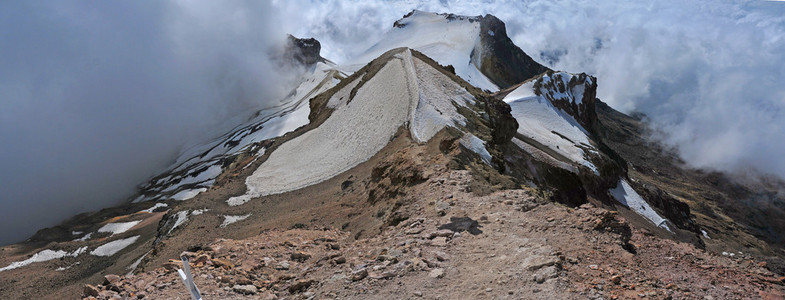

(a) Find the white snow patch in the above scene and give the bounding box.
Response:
[90,236,140,257]
[97,221,141,236]
[228,50,486,206]
[610,179,672,232]
[162,164,222,193]
[191,209,209,216]
[220,214,251,228]
[141,202,168,213]
[228,52,415,206]
[126,250,151,276]
[505,80,598,174]
[71,231,82,236]
[169,211,189,233]
[56,262,80,271]
[355,11,499,91]
[410,56,474,142]
[0,246,87,272]
[171,188,207,201]
[74,232,93,242]
[701,229,711,239]
[460,133,492,165]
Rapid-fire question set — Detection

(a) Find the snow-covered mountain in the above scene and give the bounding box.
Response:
[2,10,784,299]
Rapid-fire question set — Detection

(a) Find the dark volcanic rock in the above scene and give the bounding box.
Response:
[472,14,550,89]
[284,34,324,65]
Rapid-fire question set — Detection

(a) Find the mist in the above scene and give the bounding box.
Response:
[2,0,784,245]
[274,0,785,178]
[0,1,289,245]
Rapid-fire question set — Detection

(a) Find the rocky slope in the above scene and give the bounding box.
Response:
[1,11,784,300]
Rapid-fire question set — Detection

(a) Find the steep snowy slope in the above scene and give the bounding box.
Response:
[503,72,600,174]
[228,48,495,206]
[500,71,674,232]
[353,10,548,92]
[134,61,346,203]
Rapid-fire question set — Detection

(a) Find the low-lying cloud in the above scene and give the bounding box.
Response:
[276,0,785,178]
[0,1,290,244]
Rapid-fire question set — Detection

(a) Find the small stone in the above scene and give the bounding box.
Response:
[523,255,560,271]
[232,284,258,295]
[435,251,449,261]
[103,274,121,285]
[429,229,454,239]
[212,258,234,269]
[588,264,599,270]
[83,284,100,297]
[429,268,445,278]
[290,251,311,262]
[333,256,346,264]
[136,292,146,299]
[413,291,424,297]
[274,261,290,270]
[665,283,676,289]
[758,261,768,268]
[431,237,448,247]
[611,275,622,284]
[288,279,315,293]
[351,268,368,281]
[260,292,278,300]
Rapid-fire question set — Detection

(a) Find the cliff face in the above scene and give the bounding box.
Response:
[283,34,324,65]
[472,14,550,89]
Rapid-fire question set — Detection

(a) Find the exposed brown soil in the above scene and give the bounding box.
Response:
[82,166,785,300]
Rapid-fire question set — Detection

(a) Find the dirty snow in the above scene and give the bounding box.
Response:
[171,188,207,201]
[137,62,343,203]
[141,202,168,213]
[229,50,480,206]
[126,250,151,276]
[228,52,414,206]
[409,55,474,142]
[504,79,599,174]
[220,214,251,228]
[610,179,672,232]
[460,133,493,165]
[74,232,93,242]
[354,11,499,91]
[191,209,209,216]
[537,72,592,106]
[169,211,189,234]
[97,221,141,236]
[0,246,87,272]
[90,236,140,257]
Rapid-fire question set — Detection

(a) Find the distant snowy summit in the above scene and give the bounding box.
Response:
[356,10,549,91]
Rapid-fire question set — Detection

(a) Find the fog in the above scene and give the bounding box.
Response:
[2,0,784,245]
[0,1,289,244]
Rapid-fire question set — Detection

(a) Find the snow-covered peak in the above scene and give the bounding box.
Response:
[227,48,494,206]
[534,72,597,127]
[353,11,498,91]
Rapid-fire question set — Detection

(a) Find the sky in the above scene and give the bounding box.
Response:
[1,0,784,245]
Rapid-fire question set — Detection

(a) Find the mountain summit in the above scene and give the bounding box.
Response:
[1,11,784,300]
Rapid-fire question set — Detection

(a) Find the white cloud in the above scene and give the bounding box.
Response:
[273,0,785,179]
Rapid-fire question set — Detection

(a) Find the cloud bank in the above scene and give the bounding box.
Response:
[0,1,289,244]
[275,0,785,178]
